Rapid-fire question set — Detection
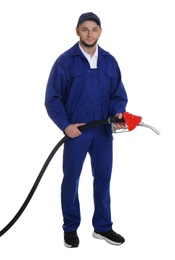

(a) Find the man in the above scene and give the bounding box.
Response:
[45,12,128,248]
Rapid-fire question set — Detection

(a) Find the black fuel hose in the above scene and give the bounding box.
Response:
[0,116,124,237]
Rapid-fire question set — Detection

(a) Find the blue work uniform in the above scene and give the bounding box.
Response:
[45,42,128,233]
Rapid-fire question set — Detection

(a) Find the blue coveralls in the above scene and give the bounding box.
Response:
[45,42,128,233]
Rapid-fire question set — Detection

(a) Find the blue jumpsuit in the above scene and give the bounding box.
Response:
[45,42,128,233]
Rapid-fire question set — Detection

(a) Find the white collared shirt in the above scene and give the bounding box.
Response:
[79,43,98,68]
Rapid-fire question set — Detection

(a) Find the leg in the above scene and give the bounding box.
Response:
[61,131,92,232]
[89,126,113,232]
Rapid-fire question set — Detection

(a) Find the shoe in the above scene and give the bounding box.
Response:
[93,229,125,245]
[64,231,79,248]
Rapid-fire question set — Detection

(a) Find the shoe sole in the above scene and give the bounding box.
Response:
[92,231,124,245]
[64,241,79,248]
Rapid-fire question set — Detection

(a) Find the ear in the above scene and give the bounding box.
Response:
[75,28,79,36]
[99,28,102,37]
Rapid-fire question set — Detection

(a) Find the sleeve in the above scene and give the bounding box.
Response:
[109,61,128,116]
[45,58,70,131]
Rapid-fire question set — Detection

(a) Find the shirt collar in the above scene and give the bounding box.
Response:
[79,43,98,68]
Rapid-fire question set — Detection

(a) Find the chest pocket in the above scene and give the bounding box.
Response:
[105,68,119,97]
[65,68,84,94]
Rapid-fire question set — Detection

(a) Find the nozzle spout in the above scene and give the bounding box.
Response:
[139,122,161,135]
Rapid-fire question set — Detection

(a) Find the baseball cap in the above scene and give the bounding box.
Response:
[76,12,101,27]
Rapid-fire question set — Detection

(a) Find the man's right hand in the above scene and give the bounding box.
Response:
[64,123,86,138]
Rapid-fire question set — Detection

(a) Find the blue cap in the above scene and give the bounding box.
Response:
[77,12,101,27]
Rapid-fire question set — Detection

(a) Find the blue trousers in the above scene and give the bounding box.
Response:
[61,126,113,232]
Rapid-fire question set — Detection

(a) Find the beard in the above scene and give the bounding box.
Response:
[80,38,98,48]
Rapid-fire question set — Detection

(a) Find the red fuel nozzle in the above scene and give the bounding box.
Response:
[123,112,142,131]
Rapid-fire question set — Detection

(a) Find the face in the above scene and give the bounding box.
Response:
[76,20,102,48]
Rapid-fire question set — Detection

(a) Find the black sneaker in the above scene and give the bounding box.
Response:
[64,231,79,248]
[93,229,125,245]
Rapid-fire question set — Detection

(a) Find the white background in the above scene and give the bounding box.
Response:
[0,0,174,259]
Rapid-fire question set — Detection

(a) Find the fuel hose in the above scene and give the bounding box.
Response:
[0,116,123,237]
